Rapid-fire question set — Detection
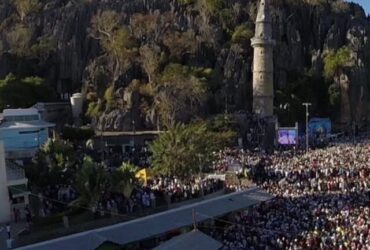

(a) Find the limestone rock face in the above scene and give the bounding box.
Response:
[0,0,370,129]
[221,44,252,112]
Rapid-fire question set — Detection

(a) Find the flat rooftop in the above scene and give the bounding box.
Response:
[0,120,55,130]
[2,108,39,117]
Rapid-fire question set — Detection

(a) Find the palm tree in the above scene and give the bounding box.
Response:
[72,156,109,210]
[111,162,138,199]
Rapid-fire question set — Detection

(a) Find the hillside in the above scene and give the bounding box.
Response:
[0,0,369,130]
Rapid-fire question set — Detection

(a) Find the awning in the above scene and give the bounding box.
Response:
[9,184,29,197]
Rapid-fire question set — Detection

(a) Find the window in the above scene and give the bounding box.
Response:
[19,130,39,134]
[5,115,39,122]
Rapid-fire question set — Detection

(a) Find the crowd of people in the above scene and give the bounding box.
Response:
[216,140,370,249]
[81,176,226,220]
[103,145,151,169]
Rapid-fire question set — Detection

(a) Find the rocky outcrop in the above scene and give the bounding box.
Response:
[0,0,369,130]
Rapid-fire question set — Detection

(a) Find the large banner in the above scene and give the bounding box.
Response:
[308,118,331,138]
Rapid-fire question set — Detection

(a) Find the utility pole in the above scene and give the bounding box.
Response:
[302,103,312,151]
[100,123,105,163]
[132,120,136,148]
[353,121,356,144]
[224,80,228,116]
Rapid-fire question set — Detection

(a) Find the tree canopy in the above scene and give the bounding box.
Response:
[0,74,53,110]
[73,156,110,209]
[111,162,138,199]
[150,121,235,179]
[90,10,137,83]
[26,138,78,189]
[140,63,208,128]
[6,24,33,57]
[323,46,351,79]
[14,0,41,22]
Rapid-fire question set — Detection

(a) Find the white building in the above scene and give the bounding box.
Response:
[0,142,11,222]
[0,108,55,223]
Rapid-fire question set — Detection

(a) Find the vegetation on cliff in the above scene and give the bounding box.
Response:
[0,0,369,128]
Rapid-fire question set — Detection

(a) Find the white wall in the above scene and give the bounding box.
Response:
[0,142,11,223]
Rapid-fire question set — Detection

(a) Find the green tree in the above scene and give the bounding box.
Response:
[163,30,199,61]
[139,44,165,84]
[207,114,238,133]
[90,10,136,83]
[139,64,208,128]
[130,11,176,44]
[111,163,138,199]
[323,47,352,116]
[201,0,225,15]
[26,138,77,189]
[86,99,104,120]
[14,0,41,22]
[104,85,116,111]
[26,152,58,189]
[144,64,208,128]
[150,123,202,178]
[6,24,33,57]
[30,35,57,61]
[323,46,351,79]
[41,138,77,172]
[0,74,53,110]
[150,122,234,179]
[72,156,109,209]
[328,83,341,106]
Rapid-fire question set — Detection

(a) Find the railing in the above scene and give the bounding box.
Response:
[6,161,26,182]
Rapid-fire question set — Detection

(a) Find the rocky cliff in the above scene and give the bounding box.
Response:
[0,0,369,130]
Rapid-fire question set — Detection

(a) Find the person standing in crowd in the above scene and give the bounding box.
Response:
[12,208,20,223]
[150,191,156,209]
[25,206,32,228]
[5,223,10,239]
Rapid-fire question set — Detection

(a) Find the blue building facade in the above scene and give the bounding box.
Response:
[0,109,54,152]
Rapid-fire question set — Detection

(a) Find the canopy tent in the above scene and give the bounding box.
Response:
[17,187,272,250]
[153,230,222,250]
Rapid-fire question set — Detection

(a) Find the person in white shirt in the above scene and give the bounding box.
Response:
[150,192,156,209]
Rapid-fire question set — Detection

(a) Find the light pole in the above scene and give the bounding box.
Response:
[352,121,356,144]
[100,123,105,163]
[302,103,312,151]
[132,120,136,148]
[224,80,228,115]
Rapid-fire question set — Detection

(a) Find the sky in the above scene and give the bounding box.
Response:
[347,0,370,14]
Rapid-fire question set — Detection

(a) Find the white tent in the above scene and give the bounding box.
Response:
[153,230,222,250]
